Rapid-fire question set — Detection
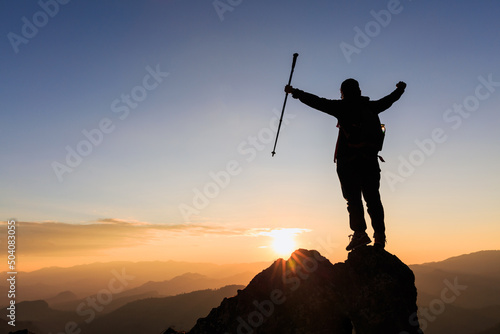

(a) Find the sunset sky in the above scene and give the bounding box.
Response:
[1,1,499,272]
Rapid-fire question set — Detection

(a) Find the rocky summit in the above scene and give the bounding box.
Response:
[165,246,422,334]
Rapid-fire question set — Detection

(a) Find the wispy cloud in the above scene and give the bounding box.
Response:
[0,220,311,256]
[252,227,312,238]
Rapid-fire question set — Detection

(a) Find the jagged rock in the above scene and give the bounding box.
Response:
[167,247,422,334]
[332,246,421,333]
[190,250,350,334]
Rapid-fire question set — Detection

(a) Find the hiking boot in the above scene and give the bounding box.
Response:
[374,234,386,249]
[346,233,371,251]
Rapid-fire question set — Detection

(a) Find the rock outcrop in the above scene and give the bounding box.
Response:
[165,246,422,333]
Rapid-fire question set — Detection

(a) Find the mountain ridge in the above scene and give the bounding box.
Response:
[411,250,500,276]
[183,247,422,334]
[5,249,500,334]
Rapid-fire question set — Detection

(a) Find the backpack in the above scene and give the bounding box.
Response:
[334,108,386,161]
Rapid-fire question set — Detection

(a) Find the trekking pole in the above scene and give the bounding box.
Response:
[271,53,299,157]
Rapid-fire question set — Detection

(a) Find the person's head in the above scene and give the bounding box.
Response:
[340,78,361,99]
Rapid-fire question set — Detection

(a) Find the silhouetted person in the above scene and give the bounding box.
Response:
[285,79,406,250]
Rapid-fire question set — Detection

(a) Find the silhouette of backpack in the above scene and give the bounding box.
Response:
[335,108,386,161]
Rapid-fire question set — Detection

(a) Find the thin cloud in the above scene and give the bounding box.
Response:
[246,227,312,238]
[0,220,308,256]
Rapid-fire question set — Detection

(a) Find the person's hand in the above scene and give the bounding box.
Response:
[284,85,294,94]
[396,81,407,90]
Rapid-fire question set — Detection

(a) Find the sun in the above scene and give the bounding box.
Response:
[270,229,297,257]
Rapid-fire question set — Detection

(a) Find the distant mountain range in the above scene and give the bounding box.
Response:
[83,285,244,334]
[0,286,244,334]
[410,250,500,334]
[2,250,499,334]
[0,260,269,302]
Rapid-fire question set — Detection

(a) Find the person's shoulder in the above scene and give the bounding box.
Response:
[343,96,370,102]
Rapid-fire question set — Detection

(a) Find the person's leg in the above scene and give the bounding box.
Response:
[337,162,367,234]
[337,161,371,250]
[360,157,386,246]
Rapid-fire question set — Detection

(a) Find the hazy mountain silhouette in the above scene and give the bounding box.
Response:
[121,272,253,298]
[16,300,54,321]
[45,290,78,307]
[412,267,500,308]
[45,271,254,314]
[9,300,76,334]
[174,247,422,334]
[409,250,500,334]
[413,250,500,276]
[82,285,244,334]
[4,285,243,334]
[0,260,267,301]
[50,289,162,314]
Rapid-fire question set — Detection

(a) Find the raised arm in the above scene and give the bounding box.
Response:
[370,81,406,113]
[284,85,341,118]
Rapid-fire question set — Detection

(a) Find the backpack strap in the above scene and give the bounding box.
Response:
[334,122,340,162]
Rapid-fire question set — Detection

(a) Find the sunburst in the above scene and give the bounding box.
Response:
[270,229,297,257]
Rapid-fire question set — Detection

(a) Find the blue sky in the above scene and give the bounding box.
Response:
[1,0,499,268]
